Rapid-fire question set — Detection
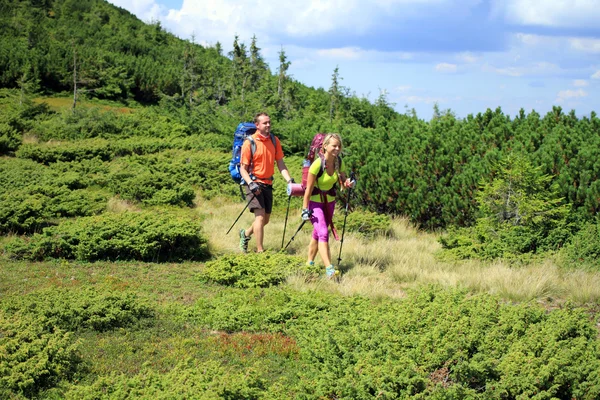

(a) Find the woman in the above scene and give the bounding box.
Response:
[301,133,354,278]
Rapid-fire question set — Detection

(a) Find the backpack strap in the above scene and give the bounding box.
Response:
[313,154,342,197]
[244,134,279,183]
[316,154,342,179]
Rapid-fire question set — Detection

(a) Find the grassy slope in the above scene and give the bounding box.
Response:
[2,98,600,398]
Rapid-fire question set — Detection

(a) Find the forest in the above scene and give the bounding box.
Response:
[1,0,600,398]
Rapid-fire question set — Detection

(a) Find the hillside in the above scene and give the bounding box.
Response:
[1,0,600,398]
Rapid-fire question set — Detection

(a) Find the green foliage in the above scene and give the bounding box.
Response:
[0,122,21,154]
[0,187,108,234]
[288,287,600,399]
[0,311,80,398]
[183,287,341,333]
[2,286,154,332]
[201,252,315,288]
[0,158,109,234]
[2,0,600,235]
[440,155,571,260]
[28,107,193,142]
[63,359,267,399]
[177,286,600,398]
[333,208,393,237]
[4,210,209,262]
[106,149,232,203]
[0,286,153,398]
[560,220,600,269]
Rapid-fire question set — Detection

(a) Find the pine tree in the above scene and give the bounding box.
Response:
[277,46,290,98]
[329,66,341,122]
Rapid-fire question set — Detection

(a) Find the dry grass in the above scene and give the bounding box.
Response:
[197,196,600,305]
[22,132,39,144]
[107,197,141,213]
[33,97,134,113]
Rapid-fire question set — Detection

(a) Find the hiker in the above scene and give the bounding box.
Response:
[301,133,354,278]
[239,112,293,253]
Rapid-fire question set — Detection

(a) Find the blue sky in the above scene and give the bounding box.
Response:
[107,0,600,120]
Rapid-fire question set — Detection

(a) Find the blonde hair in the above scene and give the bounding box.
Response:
[321,133,342,172]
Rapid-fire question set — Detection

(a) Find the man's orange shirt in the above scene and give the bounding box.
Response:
[240,133,284,185]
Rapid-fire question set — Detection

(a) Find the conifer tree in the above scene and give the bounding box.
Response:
[329,66,341,122]
[277,46,290,98]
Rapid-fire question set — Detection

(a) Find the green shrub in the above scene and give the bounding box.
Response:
[439,155,571,260]
[560,221,600,269]
[0,187,108,234]
[2,286,154,332]
[31,107,123,141]
[289,287,600,399]
[181,286,600,398]
[16,138,114,163]
[0,158,109,234]
[0,122,21,154]
[107,168,195,206]
[64,359,267,400]
[0,311,80,398]
[4,210,209,262]
[184,287,337,333]
[201,252,316,288]
[106,150,233,203]
[333,209,393,238]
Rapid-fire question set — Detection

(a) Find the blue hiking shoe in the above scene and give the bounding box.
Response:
[239,229,250,253]
[325,265,339,279]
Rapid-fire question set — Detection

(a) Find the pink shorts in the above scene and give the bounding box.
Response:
[308,200,336,242]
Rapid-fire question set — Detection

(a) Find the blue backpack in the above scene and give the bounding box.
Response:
[228,122,278,184]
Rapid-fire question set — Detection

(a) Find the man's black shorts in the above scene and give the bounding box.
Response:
[244,183,273,214]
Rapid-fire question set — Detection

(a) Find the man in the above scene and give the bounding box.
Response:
[239,112,293,253]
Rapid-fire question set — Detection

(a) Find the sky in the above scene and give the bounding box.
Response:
[106,0,600,120]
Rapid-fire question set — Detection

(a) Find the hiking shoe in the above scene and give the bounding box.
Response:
[306,260,315,266]
[325,265,339,278]
[239,229,250,253]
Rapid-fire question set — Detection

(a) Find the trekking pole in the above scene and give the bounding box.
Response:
[281,193,292,249]
[337,172,356,268]
[283,219,307,251]
[225,193,255,235]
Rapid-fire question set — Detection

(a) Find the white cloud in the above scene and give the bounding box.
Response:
[569,38,600,54]
[111,0,487,47]
[400,95,448,104]
[482,62,561,77]
[455,52,479,64]
[435,63,457,73]
[109,0,162,21]
[556,88,588,103]
[316,47,364,60]
[592,70,600,79]
[573,79,588,87]
[495,0,600,29]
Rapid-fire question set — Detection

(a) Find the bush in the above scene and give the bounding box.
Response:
[184,287,337,333]
[2,286,155,332]
[0,187,108,234]
[0,311,80,398]
[289,287,600,399]
[181,286,600,398]
[4,210,210,262]
[439,155,571,260]
[16,138,114,163]
[0,122,21,154]
[201,252,315,288]
[560,221,600,269]
[333,209,393,238]
[64,359,267,400]
[0,158,109,234]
